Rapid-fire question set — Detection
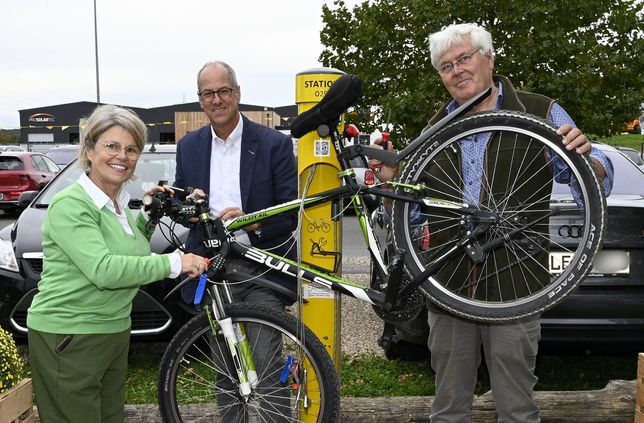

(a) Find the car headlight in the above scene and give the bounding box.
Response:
[0,239,18,272]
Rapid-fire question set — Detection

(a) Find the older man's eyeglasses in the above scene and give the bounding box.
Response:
[198,87,237,102]
[438,50,481,75]
[100,141,141,160]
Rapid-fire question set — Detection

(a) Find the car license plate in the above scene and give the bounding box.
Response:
[549,250,630,276]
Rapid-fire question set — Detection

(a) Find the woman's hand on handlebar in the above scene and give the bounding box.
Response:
[144,184,175,198]
[181,253,208,278]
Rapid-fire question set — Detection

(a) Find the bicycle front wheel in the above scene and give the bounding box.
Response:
[158,303,340,422]
[392,110,606,322]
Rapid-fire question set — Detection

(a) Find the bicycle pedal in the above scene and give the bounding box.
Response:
[377,323,398,349]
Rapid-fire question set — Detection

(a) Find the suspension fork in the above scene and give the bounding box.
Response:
[206,282,258,398]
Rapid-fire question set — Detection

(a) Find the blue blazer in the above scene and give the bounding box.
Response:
[174,116,298,301]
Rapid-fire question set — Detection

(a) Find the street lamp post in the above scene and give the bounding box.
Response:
[93,0,100,104]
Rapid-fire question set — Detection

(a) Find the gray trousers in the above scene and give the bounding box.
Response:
[428,311,541,423]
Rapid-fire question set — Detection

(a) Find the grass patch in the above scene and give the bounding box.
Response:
[597,132,644,151]
[16,340,638,404]
[125,343,165,404]
[120,344,638,403]
[339,352,637,397]
[340,353,435,397]
[534,353,637,391]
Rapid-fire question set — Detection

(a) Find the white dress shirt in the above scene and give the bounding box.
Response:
[209,115,251,244]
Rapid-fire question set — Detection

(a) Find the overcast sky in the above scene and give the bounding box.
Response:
[0,0,363,129]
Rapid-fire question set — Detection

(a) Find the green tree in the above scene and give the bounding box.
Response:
[0,130,19,145]
[320,0,643,143]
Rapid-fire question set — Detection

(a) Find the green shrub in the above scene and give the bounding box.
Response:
[0,327,24,394]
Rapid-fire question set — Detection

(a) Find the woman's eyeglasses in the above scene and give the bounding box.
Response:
[100,141,141,160]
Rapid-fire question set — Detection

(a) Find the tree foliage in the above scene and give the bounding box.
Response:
[0,132,19,144]
[320,0,643,143]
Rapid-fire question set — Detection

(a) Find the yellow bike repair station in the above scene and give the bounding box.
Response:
[295,68,344,372]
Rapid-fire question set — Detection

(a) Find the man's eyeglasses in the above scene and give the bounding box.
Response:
[197,87,237,102]
[99,141,141,160]
[438,49,481,75]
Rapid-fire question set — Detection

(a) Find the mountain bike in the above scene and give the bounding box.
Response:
[149,74,606,422]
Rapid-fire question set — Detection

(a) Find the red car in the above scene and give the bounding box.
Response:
[0,152,60,212]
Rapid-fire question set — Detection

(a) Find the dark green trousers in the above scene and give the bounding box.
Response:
[28,328,130,423]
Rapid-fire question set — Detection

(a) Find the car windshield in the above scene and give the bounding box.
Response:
[618,148,644,166]
[552,148,644,196]
[34,151,177,207]
[47,148,79,166]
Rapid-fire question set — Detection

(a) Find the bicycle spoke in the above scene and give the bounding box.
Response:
[393,110,604,320]
[158,304,338,422]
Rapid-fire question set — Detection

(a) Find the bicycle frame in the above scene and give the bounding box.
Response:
[171,109,508,405]
[156,84,541,361]
[214,139,505,311]
[218,84,496,303]
[154,74,606,420]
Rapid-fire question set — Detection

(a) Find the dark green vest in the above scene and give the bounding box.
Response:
[423,76,555,307]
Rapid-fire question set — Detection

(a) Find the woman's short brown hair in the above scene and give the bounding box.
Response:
[78,104,147,171]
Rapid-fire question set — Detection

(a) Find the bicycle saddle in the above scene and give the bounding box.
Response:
[290,74,363,138]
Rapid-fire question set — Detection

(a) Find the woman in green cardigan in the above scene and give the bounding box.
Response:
[27,105,206,423]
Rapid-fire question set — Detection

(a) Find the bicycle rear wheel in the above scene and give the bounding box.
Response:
[158,303,340,422]
[391,110,606,321]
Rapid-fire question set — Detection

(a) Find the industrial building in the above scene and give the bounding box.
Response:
[18,101,297,151]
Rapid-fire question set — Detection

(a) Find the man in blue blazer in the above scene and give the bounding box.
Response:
[174,61,298,308]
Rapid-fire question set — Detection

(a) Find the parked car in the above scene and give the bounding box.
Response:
[45,144,80,168]
[0,152,60,212]
[0,146,27,152]
[371,142,644,358]
[0,144,194,342]
[616,146,644,170]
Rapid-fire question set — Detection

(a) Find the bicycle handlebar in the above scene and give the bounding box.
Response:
[143,185,228,256]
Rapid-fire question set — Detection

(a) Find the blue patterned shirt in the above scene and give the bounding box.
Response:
[446,82,613,205]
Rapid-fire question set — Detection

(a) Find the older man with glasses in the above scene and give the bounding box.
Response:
[371,23,613,422]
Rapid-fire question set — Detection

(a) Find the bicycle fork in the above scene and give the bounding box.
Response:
[202,278,310,413]
[206,283,258,400]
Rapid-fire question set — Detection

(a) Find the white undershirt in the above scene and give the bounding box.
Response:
[208,115,250,245]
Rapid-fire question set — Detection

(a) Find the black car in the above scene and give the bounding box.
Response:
[371,143,644,358]
[0,144,195,341]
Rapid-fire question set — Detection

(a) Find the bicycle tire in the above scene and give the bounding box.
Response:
[158,303,340,422]
[391,110,606,322]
